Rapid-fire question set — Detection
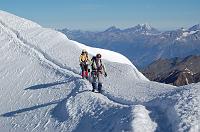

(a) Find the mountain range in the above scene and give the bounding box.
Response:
[142,55,200,86]
[59,24,200,68]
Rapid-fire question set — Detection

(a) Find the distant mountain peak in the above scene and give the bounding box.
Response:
[136,23,152,30]
[103,24,158,34]
[104,26,121,32]
[180,27,187,31]
[189,24,200,31]
[123,23,159,34]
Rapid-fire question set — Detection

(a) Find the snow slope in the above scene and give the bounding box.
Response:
[147,83,200,132]
[0,10,200,132]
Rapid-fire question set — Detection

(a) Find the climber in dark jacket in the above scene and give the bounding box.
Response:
[90,53,107,93]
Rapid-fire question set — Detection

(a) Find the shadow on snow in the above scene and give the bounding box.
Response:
[1,76,86,123]
[24,81,69,90]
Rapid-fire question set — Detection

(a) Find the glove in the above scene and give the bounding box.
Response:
[104,72,107,77]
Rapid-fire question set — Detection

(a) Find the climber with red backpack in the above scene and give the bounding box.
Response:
[90,53,107,93]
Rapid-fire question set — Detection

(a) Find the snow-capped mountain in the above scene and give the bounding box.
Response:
[59,24,200,68]
[123,24,159,34]
[188,24,200,31]
[104,26,121,32]
[1,10,200,132]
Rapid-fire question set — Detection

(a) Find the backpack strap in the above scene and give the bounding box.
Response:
[91,57,96,70]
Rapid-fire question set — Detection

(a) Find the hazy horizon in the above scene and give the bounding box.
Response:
[59,23,200,32]
[0,0,200,31]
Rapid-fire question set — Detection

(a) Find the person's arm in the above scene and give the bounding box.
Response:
[79,55,82,63]
[102,63,107,77]
[87,55,91,64]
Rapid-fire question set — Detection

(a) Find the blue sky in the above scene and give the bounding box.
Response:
[0,0,200,30]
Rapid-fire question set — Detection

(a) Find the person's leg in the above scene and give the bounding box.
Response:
[92,82,97,92]
[92,72,98,92]
[84,65,88,79]
[98,83,102,93]
[97,73,103,93]
[80,64,85,78]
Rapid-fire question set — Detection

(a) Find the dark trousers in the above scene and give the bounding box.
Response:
[92,82,102,92]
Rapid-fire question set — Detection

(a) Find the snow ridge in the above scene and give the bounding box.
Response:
[0,14,154,131]
[1,10,200,132]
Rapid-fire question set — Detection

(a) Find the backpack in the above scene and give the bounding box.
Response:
[91,56,103,72]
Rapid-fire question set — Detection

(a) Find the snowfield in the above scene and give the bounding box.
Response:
[0,10,200,132]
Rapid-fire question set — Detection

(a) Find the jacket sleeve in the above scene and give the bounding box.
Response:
[87,55,91,64]
[102,63,106,74]
[79,55,82,63]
